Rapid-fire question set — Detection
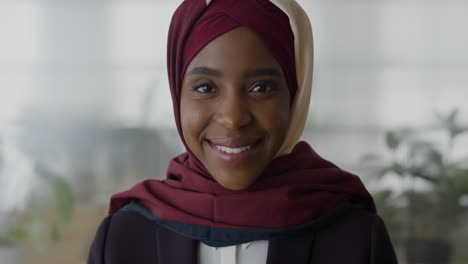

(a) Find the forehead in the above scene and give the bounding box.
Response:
[186,26,283,73]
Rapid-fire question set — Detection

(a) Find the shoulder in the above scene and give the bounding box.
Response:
[311,204,398,264]
[87,211,160,264]
[106,210,159,248]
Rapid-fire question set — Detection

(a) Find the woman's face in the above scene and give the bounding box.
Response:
[180,27,290,190]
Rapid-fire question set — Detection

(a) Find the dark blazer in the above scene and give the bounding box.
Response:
[87,205,398,264]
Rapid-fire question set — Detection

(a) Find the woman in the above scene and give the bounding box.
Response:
[88,0,398,263]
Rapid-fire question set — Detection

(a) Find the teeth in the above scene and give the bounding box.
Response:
[215,144,253,154]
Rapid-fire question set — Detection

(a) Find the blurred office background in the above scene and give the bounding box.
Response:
[0,0,467,263]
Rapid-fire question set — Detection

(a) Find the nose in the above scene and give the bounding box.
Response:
[213,93,252,129]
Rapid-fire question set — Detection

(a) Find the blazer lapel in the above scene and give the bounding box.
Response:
[266,232,315,264]
[157,226,198,264]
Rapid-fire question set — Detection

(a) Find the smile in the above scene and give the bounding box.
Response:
[215,144,253,154]
[205,137,262,165]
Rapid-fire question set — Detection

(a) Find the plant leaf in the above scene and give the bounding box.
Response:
[51,221,61,242]
[34,162,74,223]
[385,131,400,150]
[51,175,74,222]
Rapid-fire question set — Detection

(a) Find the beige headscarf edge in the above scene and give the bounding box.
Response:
[270,0,314,157]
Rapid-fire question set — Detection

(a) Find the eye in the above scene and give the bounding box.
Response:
[192,81,216,94]
[250,81,279,93]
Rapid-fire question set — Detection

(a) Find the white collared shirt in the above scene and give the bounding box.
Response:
[198,240,269,264]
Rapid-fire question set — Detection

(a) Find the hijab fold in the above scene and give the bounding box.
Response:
[109,0,376,244]
[110,141,375,229]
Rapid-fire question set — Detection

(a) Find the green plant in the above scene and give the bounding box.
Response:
[362,108,468,240]
[0,162,74,249]
[371,189,405,244]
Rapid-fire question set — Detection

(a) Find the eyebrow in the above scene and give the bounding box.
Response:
[185,66,283,78]
[186,67,222,77]
[245,68,283,78]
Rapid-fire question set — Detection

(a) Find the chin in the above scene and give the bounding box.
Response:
[219,182,253,191]
[214,170,260,191]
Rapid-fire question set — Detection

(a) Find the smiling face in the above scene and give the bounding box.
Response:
[180,26,290,190]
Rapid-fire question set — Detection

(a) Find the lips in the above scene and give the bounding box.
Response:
[205,136,262,165]
[215,144,253,154]
[207,137,261,148]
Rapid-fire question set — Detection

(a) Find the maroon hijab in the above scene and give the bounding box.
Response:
[109,0,375,229]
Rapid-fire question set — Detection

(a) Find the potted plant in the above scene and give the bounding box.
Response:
[361,108,468,264]
[0,156,74,264]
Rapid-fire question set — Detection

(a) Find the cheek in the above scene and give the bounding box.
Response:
[273,108,290,142]
[253,99,290,154]
[262,98,290,136]
[180,99,211,146]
